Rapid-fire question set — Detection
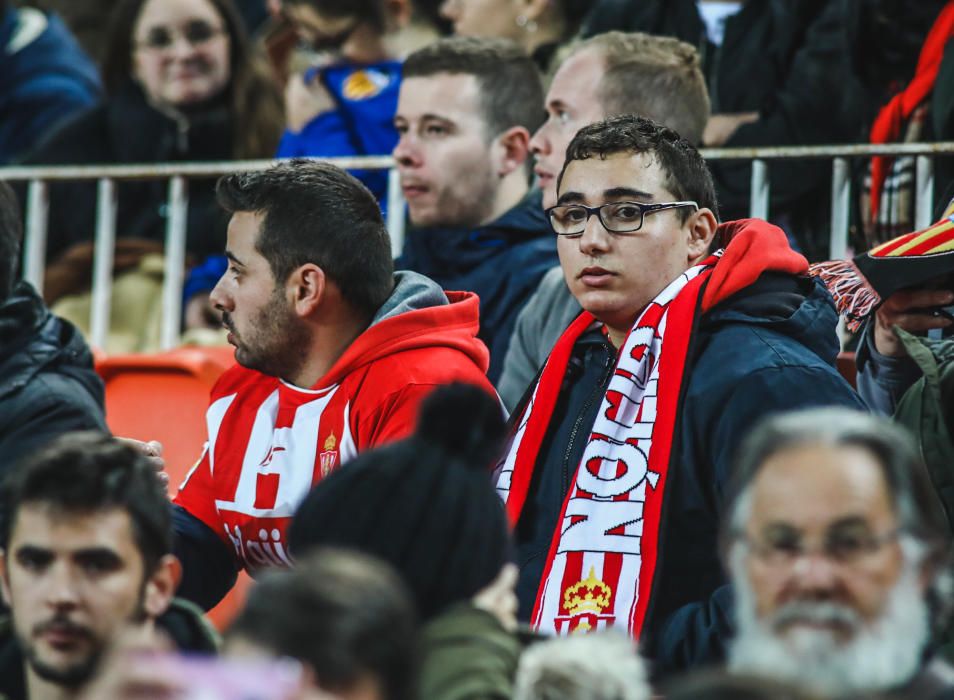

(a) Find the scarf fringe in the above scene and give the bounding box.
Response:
[810,259,882,333]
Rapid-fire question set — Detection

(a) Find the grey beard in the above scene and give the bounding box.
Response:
[728,552,929,696]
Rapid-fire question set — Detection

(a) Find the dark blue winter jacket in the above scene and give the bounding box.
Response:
[0,7,100,164]
[512,272,867,677]
[397,190,558,383]
[276,61,401,206]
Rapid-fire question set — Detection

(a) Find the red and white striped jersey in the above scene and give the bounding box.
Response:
[174,289,493,573]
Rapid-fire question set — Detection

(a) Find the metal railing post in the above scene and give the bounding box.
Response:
[829,158,851,260]
[387,167,405,258]
[915,155,935,229]
[161,176,189,350]
[23,180,49,294]
[90,179,117,351]
[749,159,770,220]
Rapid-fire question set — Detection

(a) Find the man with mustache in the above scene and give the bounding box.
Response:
[724,408,954,697]
[0,433,213,700]
[394,37,557,383]
[496,114,864,676]
[171,159,494,610]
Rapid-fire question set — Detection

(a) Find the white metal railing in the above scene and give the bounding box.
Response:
[2,144,953,351]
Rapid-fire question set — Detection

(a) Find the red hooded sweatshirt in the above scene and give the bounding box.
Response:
[174,273,493,572]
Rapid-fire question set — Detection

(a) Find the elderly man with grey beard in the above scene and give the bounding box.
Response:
[722,408,954,699]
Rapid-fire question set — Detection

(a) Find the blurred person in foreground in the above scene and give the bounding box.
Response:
[0,182,106,475]
[513,632,650,700]
[724,408,954,698]
[0,0,100,164]
[170,161,494,611]
[394,37,556,383]
[497,30,710,408]
[0,433,215,700]
[496,114,864,675]
[290,384,521,700]
[23,0,283,351]
[438,0,590,71]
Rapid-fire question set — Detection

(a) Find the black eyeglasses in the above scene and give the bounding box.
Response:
[739,527,903,568]
[136,20,225,51]
[546,200,699,236]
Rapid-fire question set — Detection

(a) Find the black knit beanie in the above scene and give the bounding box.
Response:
[288,383,511,622]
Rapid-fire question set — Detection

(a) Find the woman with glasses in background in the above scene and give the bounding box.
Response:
[21,0,284,352]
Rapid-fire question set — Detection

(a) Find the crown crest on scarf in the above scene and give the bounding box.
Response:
[563,567,612,616]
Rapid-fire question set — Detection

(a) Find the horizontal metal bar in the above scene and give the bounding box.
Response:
[0,155,397,182]
[1,143,954,182]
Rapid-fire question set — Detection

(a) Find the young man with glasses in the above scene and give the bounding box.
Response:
[495,114,864,677]
[723,408,954,697]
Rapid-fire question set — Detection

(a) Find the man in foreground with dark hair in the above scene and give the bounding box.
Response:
[0,181,106,473]
[394,37,558,382]
[723,409,954,697]
[0,433,211,700]
[495,114,864,674]
[227,549,418,700]
[498,30,712,408]
[172,159,494,610]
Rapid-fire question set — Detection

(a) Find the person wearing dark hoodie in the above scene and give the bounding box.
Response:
[0,0,100,165]
[393,37,557,384]
[495,115,866,678]
[290,383,522,700]
[0,182,106,475]
[0,433,217,700]
[170,160,496,612]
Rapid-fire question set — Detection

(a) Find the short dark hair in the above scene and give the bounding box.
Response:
[216,160,394,318]
[0,180,22,301]
[1,433,172,575]
[403,37,545,141]
[559,114,719,222]
[229,549,418,700]
[283,0,386,30]
[571,32,710,145]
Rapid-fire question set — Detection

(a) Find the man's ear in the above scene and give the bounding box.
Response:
[686,207,719,262]
[493,126,532,178]
[289,264,326,317]
[142,554,181,620]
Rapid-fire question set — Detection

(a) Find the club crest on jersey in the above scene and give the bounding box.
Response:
[342,69,390,100]
[319,432,338,477]
[555,567,615,634]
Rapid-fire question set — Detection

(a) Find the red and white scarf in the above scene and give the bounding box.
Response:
[496,220,809,637]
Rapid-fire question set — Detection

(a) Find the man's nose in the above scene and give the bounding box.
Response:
[530,124,550,156]
[578,211,612,255]
[209,275,231,312]
[788,550,843,597]
[393,135,420,168]
[45,563,81,609]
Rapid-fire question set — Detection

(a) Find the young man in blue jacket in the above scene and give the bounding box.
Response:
[495,114,865,677]
[394,37,557,383]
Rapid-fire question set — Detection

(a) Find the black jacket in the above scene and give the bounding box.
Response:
[512,273,866,677]
[22,80,232,264]
[582,0,863,260]
[397,190,558,383]
[0,281,107,474]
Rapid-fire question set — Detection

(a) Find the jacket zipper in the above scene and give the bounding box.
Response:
[561,346,615,496]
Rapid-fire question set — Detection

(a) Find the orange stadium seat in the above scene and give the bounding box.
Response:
[95,346,251,629]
